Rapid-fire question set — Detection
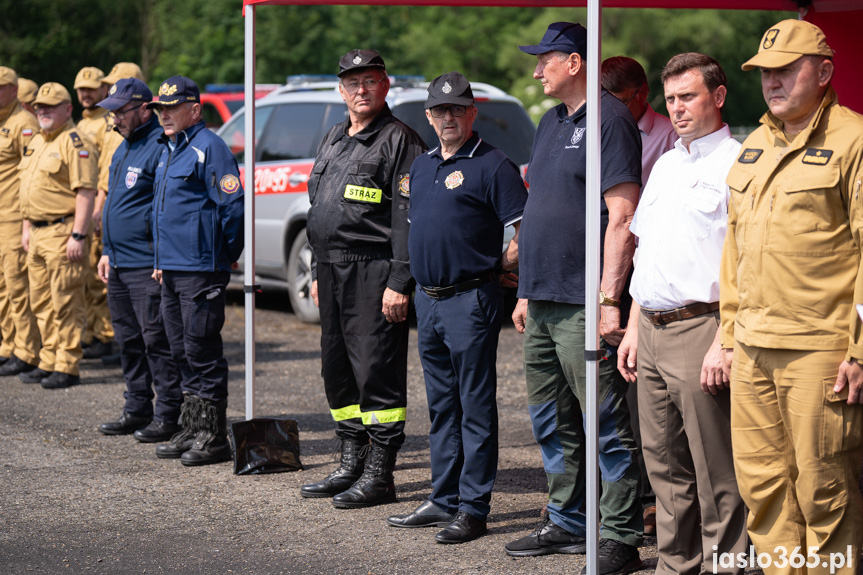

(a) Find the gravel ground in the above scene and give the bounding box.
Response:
[2,289,844,574]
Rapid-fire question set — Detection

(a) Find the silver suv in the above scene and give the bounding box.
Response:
[218,76,535,322]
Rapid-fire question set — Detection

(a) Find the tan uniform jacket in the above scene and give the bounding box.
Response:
[18,118,98,221]
[99,129,123,192]
[720,87,863,361]
[77,107,112,192]
[0,99,39,223]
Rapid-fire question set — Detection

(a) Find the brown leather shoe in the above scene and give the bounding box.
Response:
[643,505,656,537]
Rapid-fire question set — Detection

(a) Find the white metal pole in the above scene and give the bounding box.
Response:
[243,4,257,420]
[585,2,602,574]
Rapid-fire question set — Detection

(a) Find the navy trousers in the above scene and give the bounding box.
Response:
[107,267,181,422]
[160,271,230,402]
[414,281,503,520]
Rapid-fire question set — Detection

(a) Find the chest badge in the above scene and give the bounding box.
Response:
[738,148,763,164]
[571,127,585,146]
[398,173,410,197]
[125,171,138,189]
[445,170,464,190]
[802,148,833,166]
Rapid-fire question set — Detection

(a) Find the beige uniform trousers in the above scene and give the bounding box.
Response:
[0,260,10,358]
[638,311,748,574]
[27,221,87,376]
[0,220,39,364]
[82,234,112,345]
[731,343,863,575]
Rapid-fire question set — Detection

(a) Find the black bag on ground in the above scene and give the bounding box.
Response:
[228,417,303,475]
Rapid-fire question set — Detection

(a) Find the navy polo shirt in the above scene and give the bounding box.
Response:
[517,90,642,305]
[409,132,528,288]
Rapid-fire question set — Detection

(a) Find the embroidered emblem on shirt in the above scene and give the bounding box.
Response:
[0,128,9,137]
[220,174,241,194]
[22,128,33,137]
[79,150,90,158]
[125,171,138,189]
[442,81,452,94]
[398,173,410,197]
[352,55,363,65]
[802,148,833,166]
[571,127,585,146]
[69,132,83,148]
[763,29,779,49]
[445,170,464,190]
[738,148,763,164]
[23,148,33,156]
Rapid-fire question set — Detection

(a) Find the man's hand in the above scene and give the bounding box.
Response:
[499,271,518,289]
[512,298,528,334]
[97,255,110,284]
[600,305,625,346]
[721,348,734,382]
[91,207,103,236]
[66,235,85,262]
[22,221,30,253]
[617,326,638,383]
[311,280,319,308]
[152,269,162,284]
[382,287,408,323]
[700,341,728,395]
[834,360,863,405]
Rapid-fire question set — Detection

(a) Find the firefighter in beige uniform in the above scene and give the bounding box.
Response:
[18,83,98,389]
[0,67,40,377]
[720,19,863,574]
[74,67,114,358]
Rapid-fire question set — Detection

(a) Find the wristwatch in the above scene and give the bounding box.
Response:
[70,231,86,241]
[598,290,620,307]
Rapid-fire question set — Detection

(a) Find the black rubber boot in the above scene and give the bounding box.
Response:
[156,394,200,459]
[331,443,398,509]
[300,438,368,498]
[180,397,231,467]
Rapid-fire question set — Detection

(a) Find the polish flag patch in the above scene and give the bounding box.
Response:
[22,129,33,137]
[79,150,89,158]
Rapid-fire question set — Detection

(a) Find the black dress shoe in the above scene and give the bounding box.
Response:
[434,511,487,544]
[40,371,81,389]
[504,515,586,556]
[387,500,456,528]
[0,355,9,366]
[18,367,51,384]
[0,357,37,376]
[134,420,181,443]
[99,413,152,436]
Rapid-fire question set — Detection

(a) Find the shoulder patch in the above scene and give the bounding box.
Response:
[802,148,833,166]
[79,150,90,159]
[69,132,83,148]
[220,174,240,194]
[22,128,33,137]
[0,128,9,137]
[398,174,410,198]
[738,149,762,164]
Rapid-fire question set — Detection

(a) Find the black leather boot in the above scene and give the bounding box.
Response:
[180,397,231,466]
[300,438,368,498]
[331,443,397,509]
[156,394,200,459]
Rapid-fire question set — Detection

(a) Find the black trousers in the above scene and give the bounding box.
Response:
[160,270,230,402]
[317,260,408,449]
[107,267,182,422]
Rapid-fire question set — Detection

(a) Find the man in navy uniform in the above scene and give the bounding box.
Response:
[386,72,527,543]
[147,76,244,466]
[95,78,183,444]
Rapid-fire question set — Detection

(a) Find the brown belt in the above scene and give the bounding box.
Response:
[641,301,719,326]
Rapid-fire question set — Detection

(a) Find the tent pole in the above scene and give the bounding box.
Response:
[243,4,257,420]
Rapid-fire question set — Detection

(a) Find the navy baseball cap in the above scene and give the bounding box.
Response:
[98,78,153,111]
[519,22,587,58]
[146,75,200,108]
[425,72,474,108]
[338,49,386,77]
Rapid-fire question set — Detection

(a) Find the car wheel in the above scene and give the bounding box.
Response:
[287,230,320,324]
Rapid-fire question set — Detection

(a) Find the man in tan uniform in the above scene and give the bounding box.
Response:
[721,19,863,574]
[74,66,114,359]
[18,82,98,389]
[0,67,40,378]
[17,78,37,116]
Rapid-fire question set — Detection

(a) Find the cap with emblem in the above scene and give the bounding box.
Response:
[519,22,588,58]
[34,82,72,106]
[103,62,145,85]
[742,19,834,71]
[146,76,200,109]
[337,49,386,77]
[97,78,153,111]
[425,72,474,108]
[0,66,17,87]
[74,67,105,90]
[18,78,37,104]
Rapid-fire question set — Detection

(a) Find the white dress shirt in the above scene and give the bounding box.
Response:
[638,104,678,187]
[630,124,741,310]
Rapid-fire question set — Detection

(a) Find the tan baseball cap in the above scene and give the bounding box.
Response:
[34,82,72,106]
[0,66,17,87]
[18,78,37,103]
[742,19,834,71]
[103,62,145,85]
[74,67,105,89]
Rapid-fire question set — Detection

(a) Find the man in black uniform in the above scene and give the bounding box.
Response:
[300,49,426,508]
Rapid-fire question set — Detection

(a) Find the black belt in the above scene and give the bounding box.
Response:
[29,215,73,228]
[420,271,495,300]
[641,301,720,326]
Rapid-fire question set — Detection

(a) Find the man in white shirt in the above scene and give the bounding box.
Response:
[617,53,747,574]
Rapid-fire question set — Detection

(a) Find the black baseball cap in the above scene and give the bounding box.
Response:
[98,78,153,111]
[425,72,474,108]
[519,22,587,58]
[146,75,200,108]
[338,49,386,77]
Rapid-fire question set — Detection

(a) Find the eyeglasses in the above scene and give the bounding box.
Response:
[341,78,383,94]
[114,103,144,120]
[429,105,468,118]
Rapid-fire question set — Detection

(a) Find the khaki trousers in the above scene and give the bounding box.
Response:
[82,234,113,344]
[27,221,88,375]
[0,260,11,358]
[638,311,747,574]
[0,220,40,365]
[731,343,863,575]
